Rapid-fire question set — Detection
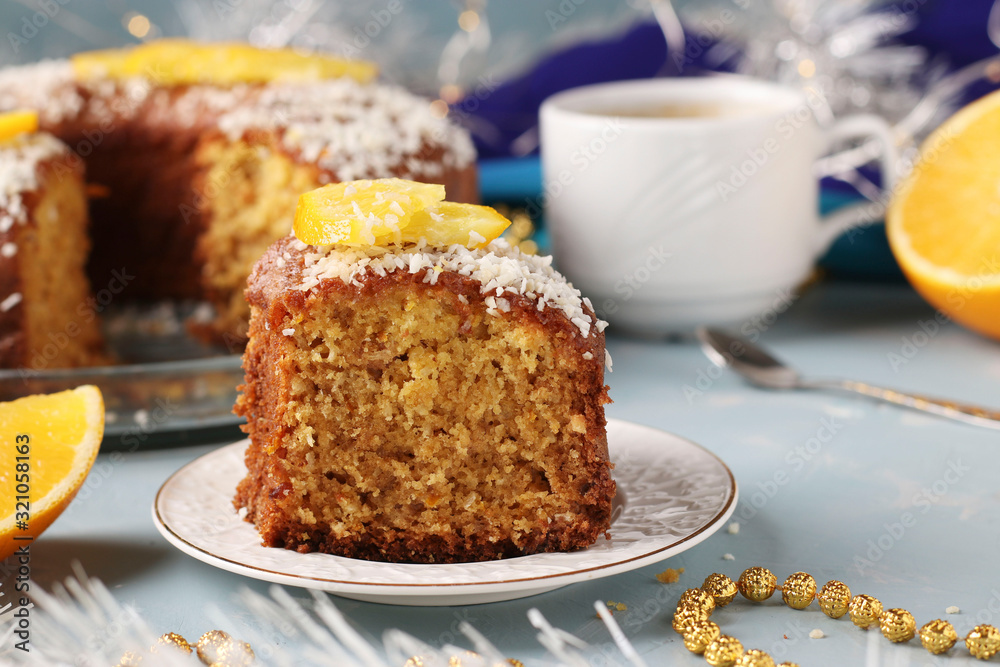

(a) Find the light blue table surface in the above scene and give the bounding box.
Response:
[21,282,1000,666]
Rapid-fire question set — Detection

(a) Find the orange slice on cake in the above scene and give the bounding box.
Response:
[72,39,378,86]
[294,178,510,248]
[0,110,39,143]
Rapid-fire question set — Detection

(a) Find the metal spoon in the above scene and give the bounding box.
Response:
[696,327,1000,430]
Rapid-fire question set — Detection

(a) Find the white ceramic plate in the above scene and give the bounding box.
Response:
[152,419,737,606]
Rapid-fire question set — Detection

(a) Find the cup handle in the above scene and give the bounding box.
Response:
[813,114,899,255]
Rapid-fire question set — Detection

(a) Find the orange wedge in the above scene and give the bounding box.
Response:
[887,90,1000,341]
[71,39,377,86]
[0,110,39,143]
[0,386,104,561]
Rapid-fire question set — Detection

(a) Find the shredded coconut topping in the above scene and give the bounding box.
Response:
[0,133,68,227]
[0,60,475,184]
[215,78,475,180]
[0,60,83,124]
[295,238,607,338]
[0,292,22,312]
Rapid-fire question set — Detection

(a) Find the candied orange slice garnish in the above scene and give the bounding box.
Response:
[72,39,377,85]
[294,179,445,246]
[0,110,38,143]
[294,179,511,249]
[400,202,511,249]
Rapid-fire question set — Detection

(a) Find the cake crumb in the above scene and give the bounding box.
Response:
[946,606,961,614]
[722,553,735,561]
[656,567,684,584]
[606,601,627,612]
[809,629,825,639]
[727,522,740,535]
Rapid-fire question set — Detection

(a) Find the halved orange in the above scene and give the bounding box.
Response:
[887,90,1000,340]
[0,386,104,561]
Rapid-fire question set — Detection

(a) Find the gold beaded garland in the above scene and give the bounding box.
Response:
[682,619,721,654]
[880,608,917,643]
[919,619,958,654]
[737,567,777,602]
[703,635,744,667]
[966,624,1000,660]
[703,573,738,607]
[675,565,1000,664]
[679,588,717,617]
[780,572,816,610]
[848,594,883,629]
[817,580,851,619]
[733,649,776,667]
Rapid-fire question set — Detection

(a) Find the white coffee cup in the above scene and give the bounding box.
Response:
[540,76,897,335]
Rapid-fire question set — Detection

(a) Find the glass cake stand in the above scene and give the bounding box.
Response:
[0,303,245,449]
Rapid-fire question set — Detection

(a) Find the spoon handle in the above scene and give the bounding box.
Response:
[807,379,1000,430]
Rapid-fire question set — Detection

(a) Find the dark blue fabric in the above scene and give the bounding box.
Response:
[458,1,999,159]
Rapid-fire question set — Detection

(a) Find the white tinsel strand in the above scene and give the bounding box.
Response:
[2,569,659,665]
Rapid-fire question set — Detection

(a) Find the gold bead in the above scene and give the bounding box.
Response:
[507,660,525,667]
[117,650,142,666]
[158,632,193,653]
[879,608,916,643]
[679,588,717,617]
[673,604,710,634]
[817,581,851,618]
[734,649,776,667]
[919,619,958,654]
[704,635,744,667]
[848,594,883,629]
[966,624,1000,659]
[196,630,254,666]
[682,619,721,654]
[781,572,816,610]
[703,573,738,607]
[448,652,482,666]
[738,567,777,602]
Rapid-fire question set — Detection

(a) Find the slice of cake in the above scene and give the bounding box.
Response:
[234,180,614,563]
[0,111,103,369]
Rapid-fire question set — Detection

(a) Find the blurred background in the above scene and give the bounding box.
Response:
[4,0,999,278]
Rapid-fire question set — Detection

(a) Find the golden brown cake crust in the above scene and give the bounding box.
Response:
[0,140,104,370]
[234,236,614,563]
